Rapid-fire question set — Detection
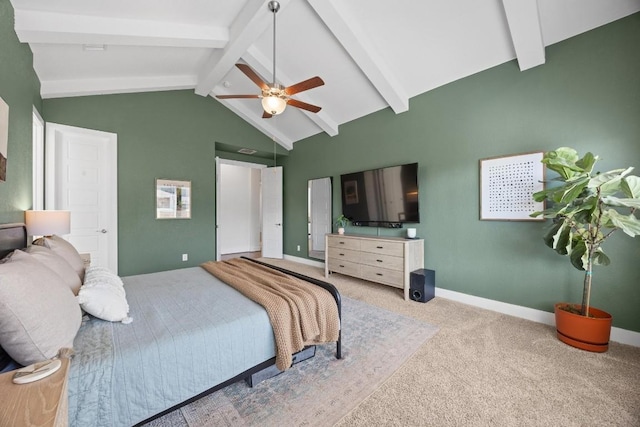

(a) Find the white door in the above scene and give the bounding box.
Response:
[261,166,283,259]
[46,123,118,272]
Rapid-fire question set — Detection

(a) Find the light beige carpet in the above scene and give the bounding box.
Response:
[263,259,640,427]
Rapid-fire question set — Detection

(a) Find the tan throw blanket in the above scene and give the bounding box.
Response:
[201,258,340,371]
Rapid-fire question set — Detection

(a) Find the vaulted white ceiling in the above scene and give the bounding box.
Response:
[10,0,640,150]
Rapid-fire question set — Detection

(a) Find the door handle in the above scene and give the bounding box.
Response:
[97,229,108,234]
[276,223,282,226]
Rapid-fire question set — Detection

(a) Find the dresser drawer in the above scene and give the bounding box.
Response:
[327,247,360,263]
[327,236,360,251]
[361,266,404,288]
[327,258,361,277]
[360,239,404,257]
[360,251,403,271]
[324,234,424,301]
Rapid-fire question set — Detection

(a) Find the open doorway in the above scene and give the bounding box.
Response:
[215,158,265,261]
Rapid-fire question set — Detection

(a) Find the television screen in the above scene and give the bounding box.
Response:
[340,163,419,226]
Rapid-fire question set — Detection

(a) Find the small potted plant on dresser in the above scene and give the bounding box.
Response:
[334,215,349,235]
[531,147,640,352]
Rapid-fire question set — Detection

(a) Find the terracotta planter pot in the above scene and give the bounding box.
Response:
[554,303,612,352]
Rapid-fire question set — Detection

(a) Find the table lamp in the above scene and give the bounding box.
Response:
[25,210,71,237]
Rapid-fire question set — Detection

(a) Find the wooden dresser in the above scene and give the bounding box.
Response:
[325,233,424,300]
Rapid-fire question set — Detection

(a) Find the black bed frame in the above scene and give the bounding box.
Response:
[0,223,342,426]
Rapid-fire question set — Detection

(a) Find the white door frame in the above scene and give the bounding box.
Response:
[45,123,118,272]
[32,107,44,210]
[215,157,266,261]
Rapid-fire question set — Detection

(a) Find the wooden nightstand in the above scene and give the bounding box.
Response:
[0,357,70,427]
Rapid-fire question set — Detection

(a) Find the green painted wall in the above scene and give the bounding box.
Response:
[2,0,638,332]
[282,13,640,331]
[0,1,42,223]
[43,91,282,276]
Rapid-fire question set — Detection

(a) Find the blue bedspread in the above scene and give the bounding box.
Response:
[68,267,276,427]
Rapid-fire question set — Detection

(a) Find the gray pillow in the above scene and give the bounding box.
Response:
[25,245,82,295]
[0,250,82,365]
[33,235,85,281]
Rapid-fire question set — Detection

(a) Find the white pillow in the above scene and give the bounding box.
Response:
[0,250,82,365]
[77,266,132,324]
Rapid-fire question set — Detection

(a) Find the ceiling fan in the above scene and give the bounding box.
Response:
[216,1,324,118]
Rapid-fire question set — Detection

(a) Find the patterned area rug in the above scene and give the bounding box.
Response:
[145,296,438,427]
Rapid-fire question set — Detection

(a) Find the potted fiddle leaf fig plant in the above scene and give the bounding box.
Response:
[531,147,640,352]
[334,214,349,235]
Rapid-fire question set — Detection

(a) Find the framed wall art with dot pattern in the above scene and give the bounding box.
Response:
[479,151,545,221]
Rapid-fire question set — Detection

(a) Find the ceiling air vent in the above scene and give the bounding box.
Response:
[237,148,257,155]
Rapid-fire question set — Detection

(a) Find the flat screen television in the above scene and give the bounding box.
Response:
[340,162,419,227]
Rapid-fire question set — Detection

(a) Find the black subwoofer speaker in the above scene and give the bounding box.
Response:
[409,269,435,303]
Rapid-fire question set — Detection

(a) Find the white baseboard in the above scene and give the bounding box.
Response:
[609,326,640,347]
[435,287,556,325]
[283,254,325,268]
[435,288,640,348]
[283,256,640,348]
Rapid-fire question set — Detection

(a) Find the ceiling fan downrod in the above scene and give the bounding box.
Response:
[268,1,280,87]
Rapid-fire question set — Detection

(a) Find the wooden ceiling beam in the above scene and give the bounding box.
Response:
[214,99,294,150]
[195,0,291,97]
[40,75,197,99]
[502,0,546,71]
[307,0,408,114]
[13,9,227,48]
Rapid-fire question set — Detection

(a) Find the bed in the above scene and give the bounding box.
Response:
[0,223,342,426]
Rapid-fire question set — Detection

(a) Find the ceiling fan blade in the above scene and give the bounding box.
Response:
[216,94,261,99]
[235,63,269,91]
[262,111,273,119]
[285,76,324,96]
[287,99,322,113]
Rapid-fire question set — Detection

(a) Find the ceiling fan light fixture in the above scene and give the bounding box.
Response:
[262,95,287,115]
[215,0,324,117]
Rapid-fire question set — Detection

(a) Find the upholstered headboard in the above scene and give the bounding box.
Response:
[0,223,28,370]
[0,223,27,259]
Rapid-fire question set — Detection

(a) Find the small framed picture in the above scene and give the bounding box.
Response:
[156,179,191,219]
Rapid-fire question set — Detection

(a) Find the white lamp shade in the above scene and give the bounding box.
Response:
[261,96,287,115]
[25,210,71,236]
